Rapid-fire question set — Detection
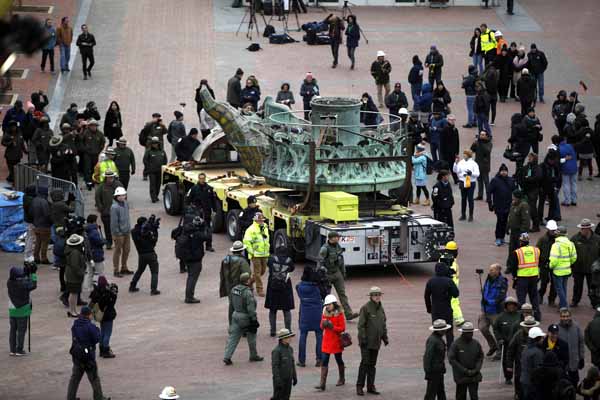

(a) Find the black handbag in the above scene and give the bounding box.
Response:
[340,332,353,348]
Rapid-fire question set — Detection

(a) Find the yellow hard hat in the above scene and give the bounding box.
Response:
[445,241,458,251]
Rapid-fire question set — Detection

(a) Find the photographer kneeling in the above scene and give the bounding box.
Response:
[129,215,161,295]
[7,261,38,356]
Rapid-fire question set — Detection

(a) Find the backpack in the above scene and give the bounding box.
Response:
[316,33,331,45]
[247,43,262,52]
[69,337,94,364]
[426,156,434,175]
[270,256,291,290]
[269,33,296,44]
[263,24,275,37]
[138,124,150,146]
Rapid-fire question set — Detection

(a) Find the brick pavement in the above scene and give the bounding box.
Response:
[0,0,599,399]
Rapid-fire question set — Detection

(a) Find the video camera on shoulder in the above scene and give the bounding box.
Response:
[65,214,85,236]
[142,214,160,235]
[439,252,456,277]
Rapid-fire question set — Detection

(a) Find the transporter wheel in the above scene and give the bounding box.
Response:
[163,182,182,216]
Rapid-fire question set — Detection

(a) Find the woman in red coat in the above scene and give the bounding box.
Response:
[315,294,346,391]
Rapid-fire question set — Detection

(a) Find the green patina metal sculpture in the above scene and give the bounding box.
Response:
[200,88,409,194]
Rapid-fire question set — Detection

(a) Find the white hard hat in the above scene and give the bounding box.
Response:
[399,108,409,115]
[528,327,545,339]
[495,30,503,36]
[324,294,338,305]
[546,220,558,231]
[114,187,127,196]
[159,386,179,400]
[376,50,386,57]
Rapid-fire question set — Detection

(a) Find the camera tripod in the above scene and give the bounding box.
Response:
[268,0,301,32]
[341,1,368,44]
[236,0,268,40]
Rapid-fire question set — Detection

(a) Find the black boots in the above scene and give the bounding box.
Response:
[336,363,345,386]
[315,366,328,391]
[99,346,115,358]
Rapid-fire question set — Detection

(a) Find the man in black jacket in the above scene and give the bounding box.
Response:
[179,216,208,303]
[76,24,96,80]
[543,324,570,370]
[423,319,452,400]
[425,45,444,87]
[325,14,344,69]
[238,195,261,240]
[462,65,478,129]
[385,83,408,131]
[518,153,543,232]
[432,170,455,228]
[527,44,548,103]
[129,217,160,295]
[175,128,201,162]
[185,173,216,251]
[425,262,460,348]
[517,69,537,116]
[226,68,243,108]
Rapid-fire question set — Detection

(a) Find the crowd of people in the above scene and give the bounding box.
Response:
[3,5,600,400]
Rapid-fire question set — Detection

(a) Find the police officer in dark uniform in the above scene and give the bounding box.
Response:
[186,172,216,252]
[238,195,261,239]
[432,170,455,228]
[319,232,359,321]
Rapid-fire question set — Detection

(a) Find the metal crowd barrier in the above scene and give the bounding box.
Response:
[13,163,85,217]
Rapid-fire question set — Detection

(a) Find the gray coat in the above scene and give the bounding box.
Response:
[558,322,584,372]
[227,76,242,107]
[110,200,130,236]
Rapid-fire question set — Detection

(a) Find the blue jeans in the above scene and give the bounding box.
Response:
[477,112,491,135]
[466,95,476,125]
[472,54,484,74]
[553,275,569,309]
[100,320,113,348]
[562,173,577,204]
[59,44,71,71]
[411,84,422,111]
[533,72,544,101]
[298,329,322,364]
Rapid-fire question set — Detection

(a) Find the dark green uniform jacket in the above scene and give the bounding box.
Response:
[493,310,521,344]
[507,199,530,234]
[585,311,600,367]
[423,333,447,378]
[570,232,600,274]
[448,336,484,384]
[220,254,252,298]
[272,342,297,400]
[536,232,555,269]
[357,300,388,350]
[319,242,345,276]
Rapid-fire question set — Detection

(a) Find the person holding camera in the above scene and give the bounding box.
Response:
[66,306,110,400]
[129,216,160,295]
[223,272,264,365]
[89,275,118,358]
[7,262,37,356]
[179,216,209,304]
[356,287,388,396]
[186,173,217,252]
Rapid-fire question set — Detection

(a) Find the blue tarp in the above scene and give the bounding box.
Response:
[0,192,24,233]
[0,222,26,252]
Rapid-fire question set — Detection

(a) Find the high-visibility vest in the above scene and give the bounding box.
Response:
[93,160,118,183]
[515,245,540,277]
[243,221,270,259]
[549,236,577,276]
[480,29,497,53]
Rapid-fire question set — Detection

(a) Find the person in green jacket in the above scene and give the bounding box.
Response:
[536,220,558,306]
[423,319,452,400]
[506,189,530,257]
[143,137,167,203]
[65,234,87,318]
[220,241,252,325]
[319,231,359,321]
[7,262,38,356]
[448,321,484,400]
[356,286,388,396]
[493,296,521,384]
[570,219,600,307]
[549,226,577,309]
[271,328,298,400]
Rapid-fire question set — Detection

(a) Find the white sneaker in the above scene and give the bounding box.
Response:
[9,352,16,356]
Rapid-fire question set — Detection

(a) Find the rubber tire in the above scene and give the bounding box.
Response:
[226,209,242,242]
[212,201,225,233]
[273,228,291,252]
[163,182,182,216]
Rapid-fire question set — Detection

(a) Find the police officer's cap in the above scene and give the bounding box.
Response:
[248,195,257,204]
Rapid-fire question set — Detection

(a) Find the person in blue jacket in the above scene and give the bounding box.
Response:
[416,83,433,115]
[67,306,109,400]
[85,214,106,290]
[478,263,508,359]
[344,15,360,70]
[408,55,424,110]
[41,18,57,73]
[557,135,578,206]
[240,78,261,112]
[487,164,516,246]
[412,144,430,206]
[427,112,447,163]
[295,266,323,368]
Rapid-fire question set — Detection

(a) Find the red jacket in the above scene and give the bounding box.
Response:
[321,308,346,354]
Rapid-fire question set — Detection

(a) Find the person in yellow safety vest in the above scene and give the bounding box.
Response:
[549,225,577,309]
[243,212,270,297]
[444,241,464,326]
[506,232,542,321]
[93,147,118,184]
[479,23,497,65]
